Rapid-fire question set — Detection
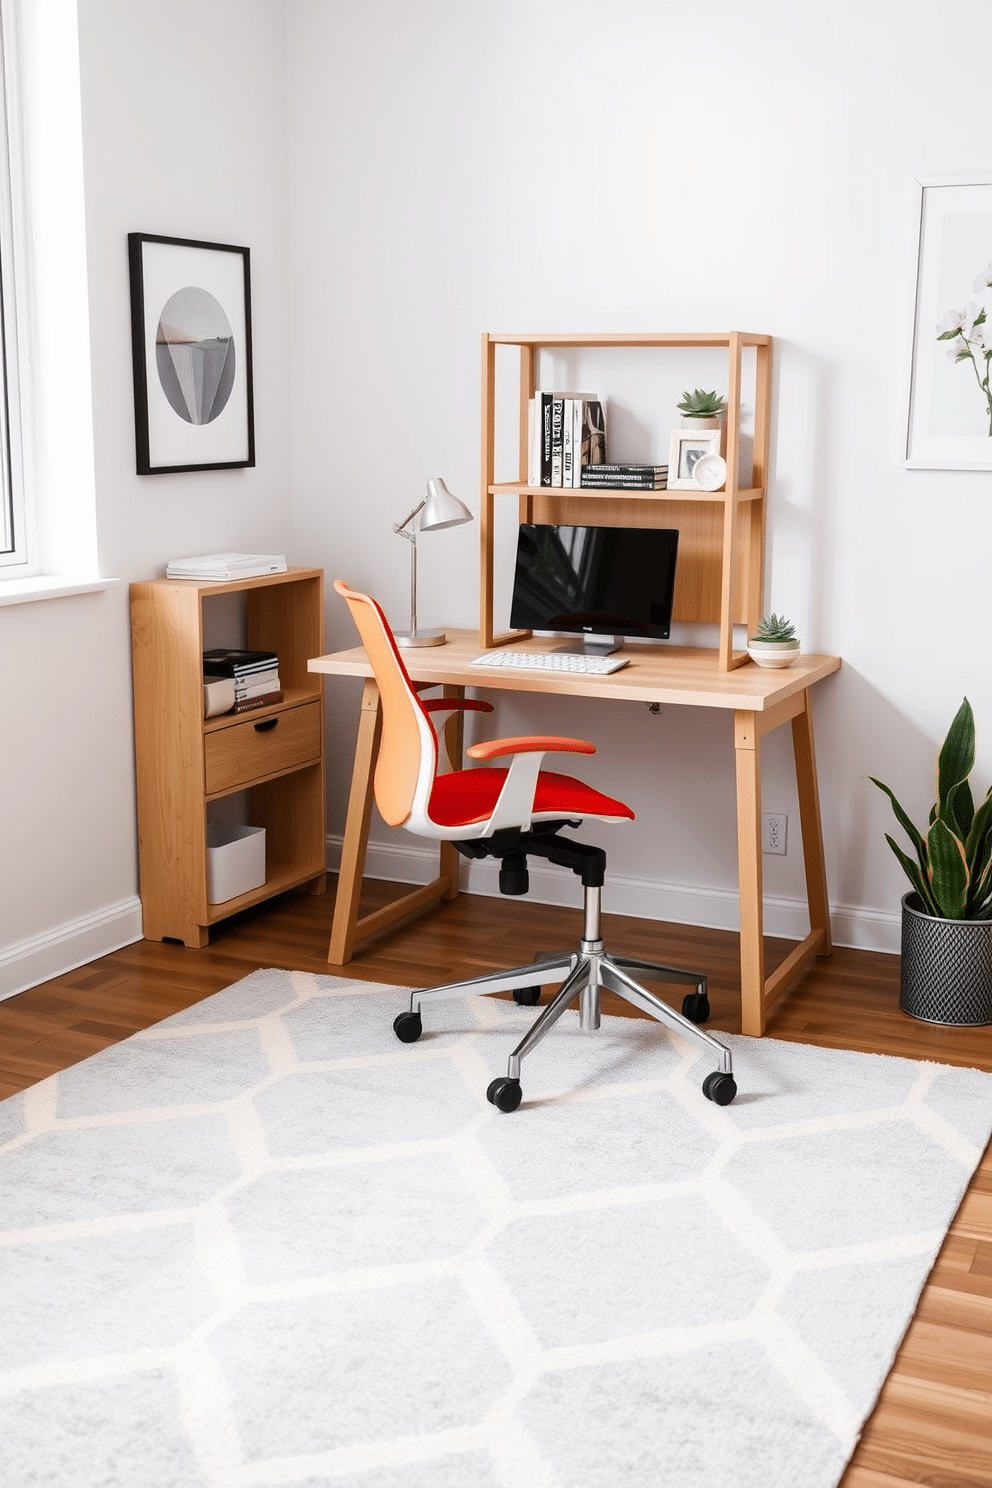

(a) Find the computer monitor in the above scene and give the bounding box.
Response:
[509,522,679,654]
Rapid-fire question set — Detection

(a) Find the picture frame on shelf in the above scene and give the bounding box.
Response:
[667,429,722,489]
[128,232,255,475]
[904,175,992,470]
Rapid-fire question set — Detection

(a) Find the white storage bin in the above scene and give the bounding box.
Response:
[206,822,266,903]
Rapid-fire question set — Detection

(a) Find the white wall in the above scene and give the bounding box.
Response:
[0,0,293,995]
[3,0,990,998]
[286,0,992,951]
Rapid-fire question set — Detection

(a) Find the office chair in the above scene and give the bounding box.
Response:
[334,580,737,1112]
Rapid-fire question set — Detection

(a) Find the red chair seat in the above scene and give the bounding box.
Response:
[428,767,635,829]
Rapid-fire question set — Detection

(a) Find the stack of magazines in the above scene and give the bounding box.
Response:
[167,552,288,580]
[580,463,668,490]
[202,648,282,717]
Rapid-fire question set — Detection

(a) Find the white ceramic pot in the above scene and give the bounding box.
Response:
[678,414,721,431]
[747,638,800,668]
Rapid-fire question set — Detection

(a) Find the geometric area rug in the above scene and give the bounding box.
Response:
[2,971,991,1488]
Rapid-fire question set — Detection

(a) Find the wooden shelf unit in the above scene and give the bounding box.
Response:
[130,567,327,948]
[479,331,773,670]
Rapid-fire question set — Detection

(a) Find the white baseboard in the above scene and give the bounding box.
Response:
[326,836,902,957]
[0,850,902,1006]
[0,896,143,1001]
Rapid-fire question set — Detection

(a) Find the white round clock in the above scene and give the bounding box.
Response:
[692,453,727,491]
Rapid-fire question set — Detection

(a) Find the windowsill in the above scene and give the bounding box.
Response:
[0,574,121,607]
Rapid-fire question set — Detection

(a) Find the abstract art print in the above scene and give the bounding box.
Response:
[905,176,992,470]
[128,233,255,474]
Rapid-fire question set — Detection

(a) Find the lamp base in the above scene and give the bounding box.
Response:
[395,628,447,648]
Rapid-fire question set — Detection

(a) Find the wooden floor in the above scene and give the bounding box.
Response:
[2,878,990,1486]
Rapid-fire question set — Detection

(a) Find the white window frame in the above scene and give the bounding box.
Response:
[0,0,31,571]
[0,0,117,605]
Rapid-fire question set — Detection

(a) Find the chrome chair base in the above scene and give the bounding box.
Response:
[393,882,737,1111]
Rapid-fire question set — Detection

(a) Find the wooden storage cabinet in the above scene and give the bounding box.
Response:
[130,568,327,947]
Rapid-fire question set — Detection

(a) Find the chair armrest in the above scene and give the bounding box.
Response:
[421,697,493,716]
[467,734,596,761]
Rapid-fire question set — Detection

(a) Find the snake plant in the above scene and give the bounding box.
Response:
[871,698,992,920]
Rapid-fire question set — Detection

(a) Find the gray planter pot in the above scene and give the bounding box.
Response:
[900,891,992,1025]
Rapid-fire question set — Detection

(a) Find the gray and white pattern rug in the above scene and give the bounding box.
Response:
[2,969,991,1488]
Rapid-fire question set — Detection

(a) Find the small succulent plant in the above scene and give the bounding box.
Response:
[676,388,726,417]
[753,613,798,643]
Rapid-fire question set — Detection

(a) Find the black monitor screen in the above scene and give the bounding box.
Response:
[509,523,679,642]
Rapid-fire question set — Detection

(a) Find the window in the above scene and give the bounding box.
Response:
[0,0,104,597]
[0,0,28,571]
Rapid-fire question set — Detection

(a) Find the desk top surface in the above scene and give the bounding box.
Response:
[310,630,841,712]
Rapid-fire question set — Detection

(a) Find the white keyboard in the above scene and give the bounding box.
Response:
[469,649,629,675]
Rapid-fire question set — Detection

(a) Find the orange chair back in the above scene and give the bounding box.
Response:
[333,580,436,828]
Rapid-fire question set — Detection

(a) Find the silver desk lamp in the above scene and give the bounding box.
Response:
[393,478,473,647]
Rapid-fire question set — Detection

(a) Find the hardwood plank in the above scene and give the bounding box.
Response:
[971,1241,992,1277]
[893,1319,992,1394]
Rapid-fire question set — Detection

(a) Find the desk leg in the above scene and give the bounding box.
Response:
[327,678,382,965]
[734,710,766,1036]
[793,688,833,958]
[439,685,465,902]
[735,693,833,1036]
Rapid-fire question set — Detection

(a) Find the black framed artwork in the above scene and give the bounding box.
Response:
[127,233,255,474]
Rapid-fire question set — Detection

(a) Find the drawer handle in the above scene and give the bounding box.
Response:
[253,717,279,733]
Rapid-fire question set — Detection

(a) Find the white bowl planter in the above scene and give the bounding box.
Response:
[747,638,800,668]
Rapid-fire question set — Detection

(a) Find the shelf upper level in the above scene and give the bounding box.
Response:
[487,331,772,349]
[490,482,764,504]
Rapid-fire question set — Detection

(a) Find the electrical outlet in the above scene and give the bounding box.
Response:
[762,812,788,855]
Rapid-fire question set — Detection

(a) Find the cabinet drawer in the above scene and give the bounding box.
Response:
[204,702,322,796]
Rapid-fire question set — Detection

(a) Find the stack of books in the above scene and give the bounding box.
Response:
[167,552,288,581]
[527,393,607,487]
[202,647,283,715]
[580,463,668,490]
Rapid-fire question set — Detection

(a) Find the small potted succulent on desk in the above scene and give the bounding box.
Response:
[676,388,726,429]
[747,613,800,668]
[871,697,992,1025]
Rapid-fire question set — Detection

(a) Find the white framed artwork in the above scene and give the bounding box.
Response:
[905,176,992,470]
[128,233,255,475]
[667,428,721,489]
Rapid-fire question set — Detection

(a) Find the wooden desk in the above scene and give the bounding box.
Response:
[309,632,841,1036]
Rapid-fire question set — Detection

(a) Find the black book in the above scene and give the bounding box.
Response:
[580,477,667,490]
[583,463,667,476]
[580,478,668,489]
[535,393,553,485]
[581,467,667,484]
[203,647,279,678]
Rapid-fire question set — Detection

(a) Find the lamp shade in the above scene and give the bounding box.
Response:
[420,478,472,532]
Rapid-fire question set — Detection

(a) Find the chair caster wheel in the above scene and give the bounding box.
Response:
[487,1077,522,1112]
[393,1011,423,1043]
[702,1071,737,1106]
[682,991,710,1023]
[513,986,541,1006]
